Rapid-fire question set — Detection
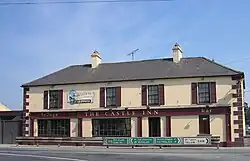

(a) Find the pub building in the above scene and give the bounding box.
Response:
[22,43,246,147]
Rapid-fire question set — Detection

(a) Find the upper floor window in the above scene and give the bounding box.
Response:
[148,85,159,105]
[198,83,210,104]
[100,87,121,108]
[44,90,63,109]
[49,90,61,109]
[106,87,116,106]
[142,84,165,106]
[191,82,216,105]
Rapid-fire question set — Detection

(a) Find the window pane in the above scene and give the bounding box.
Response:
[38,119,70,137]
[148,85,159,105]
[198,83,210,104]
[106,87,116,106]
[92,118,131,137]
[49,90,60,109]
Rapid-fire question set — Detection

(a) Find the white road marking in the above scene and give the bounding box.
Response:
[0,152,88,161]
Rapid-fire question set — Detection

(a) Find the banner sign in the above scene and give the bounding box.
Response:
[68,90,95,105]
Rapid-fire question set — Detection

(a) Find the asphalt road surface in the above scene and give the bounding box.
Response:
[0,145,250,161]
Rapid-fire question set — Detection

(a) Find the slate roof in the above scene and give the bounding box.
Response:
[22,57,243,87]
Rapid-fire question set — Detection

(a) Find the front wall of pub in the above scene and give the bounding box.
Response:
[32,110,227,143]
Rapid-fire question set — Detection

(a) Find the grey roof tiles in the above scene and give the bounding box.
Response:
[22,57,242,87]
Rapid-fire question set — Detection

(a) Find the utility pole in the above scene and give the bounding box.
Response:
[127,49,139,60]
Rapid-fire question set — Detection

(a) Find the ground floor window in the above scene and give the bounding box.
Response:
[37,119,70,137]
[92,118,131,137]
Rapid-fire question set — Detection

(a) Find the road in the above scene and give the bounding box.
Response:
[0,145,250,161]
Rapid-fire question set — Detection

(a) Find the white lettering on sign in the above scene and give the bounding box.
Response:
[183,137,210,145]
[142,110,159,116]
[41,113,58,117]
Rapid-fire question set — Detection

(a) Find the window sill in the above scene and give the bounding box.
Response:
[104,106,119,108]
[195,103,213,105]
[48,108,61,110]
[147,104,161,106]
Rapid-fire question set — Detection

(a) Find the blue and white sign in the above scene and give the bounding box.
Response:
[68,89,95,105]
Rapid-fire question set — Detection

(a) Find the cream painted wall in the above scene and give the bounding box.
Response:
[241,79,246,136]
[171,115,199,137]
[83,118,92,137]
[70,118,78,137]
[210,115,226,142]
[142,117,149,137]
[131,117,137,137]
[28,76,234,112]
[161,116,166,137]
[171,115,227,141]
[34,119,38,137]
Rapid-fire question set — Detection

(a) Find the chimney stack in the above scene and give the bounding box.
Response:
[91,50,102,68]
[172,43,183,63]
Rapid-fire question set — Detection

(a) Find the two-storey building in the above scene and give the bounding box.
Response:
[21,43,246,147]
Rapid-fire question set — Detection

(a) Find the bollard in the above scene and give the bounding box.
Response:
[132,146,134,149]
[159,146,162,149]
[216,143,219,150]
[211,136,220,150]
[58,143,61,147]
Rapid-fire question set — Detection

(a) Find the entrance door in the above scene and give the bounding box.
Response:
[199,115,210,134]
[148,117,161,137]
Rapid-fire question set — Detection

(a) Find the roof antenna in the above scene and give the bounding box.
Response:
[127,49,139,60]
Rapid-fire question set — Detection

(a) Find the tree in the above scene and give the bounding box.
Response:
[245,102,250,126]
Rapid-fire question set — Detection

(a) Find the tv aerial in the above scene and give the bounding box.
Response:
[127,48,139,60]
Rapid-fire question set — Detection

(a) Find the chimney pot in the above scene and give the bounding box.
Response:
[172,43,183,63]
[91,50,102,68]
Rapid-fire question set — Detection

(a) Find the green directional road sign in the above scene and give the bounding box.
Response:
[104,138,128,145]
[130,137,154,145]
[155,137,182,145]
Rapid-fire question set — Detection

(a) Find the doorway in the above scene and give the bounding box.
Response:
[148,117,161,137]
[199,115,210,134]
